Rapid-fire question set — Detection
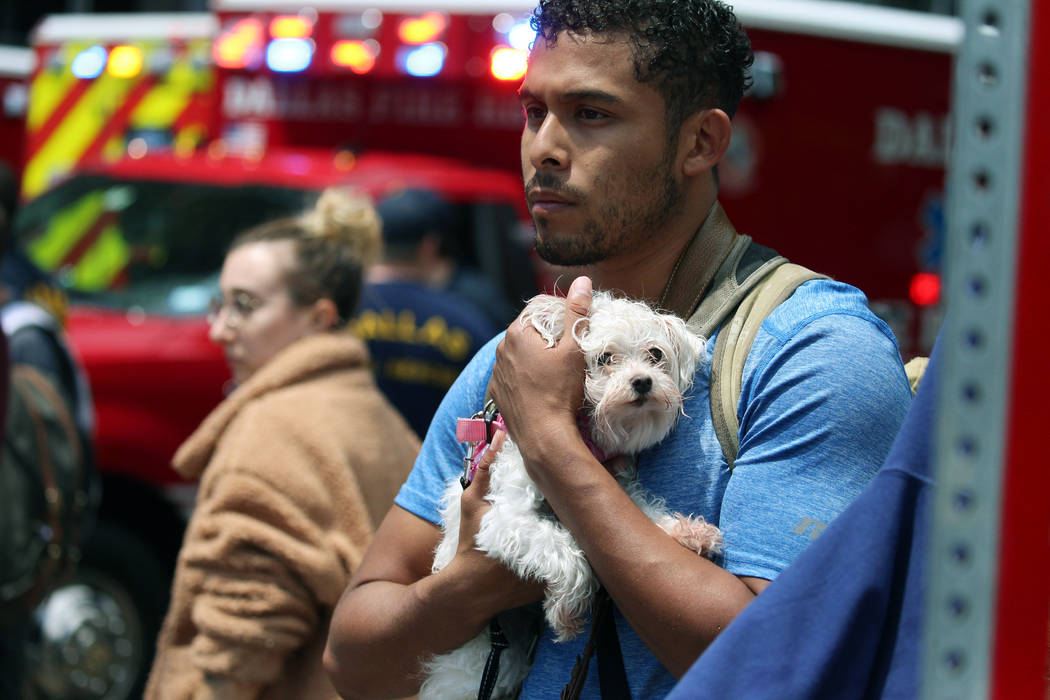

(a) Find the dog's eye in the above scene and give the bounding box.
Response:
[647,348,664,364]
[597,352,613,366]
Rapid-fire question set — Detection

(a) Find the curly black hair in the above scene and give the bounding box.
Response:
[531,0,754,128]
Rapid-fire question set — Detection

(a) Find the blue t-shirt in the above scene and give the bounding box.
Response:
[395,279,913,699]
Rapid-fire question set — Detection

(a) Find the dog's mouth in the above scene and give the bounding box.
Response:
[630,396,649,408]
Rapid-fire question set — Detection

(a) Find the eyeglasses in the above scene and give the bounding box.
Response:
[207,291,264,329]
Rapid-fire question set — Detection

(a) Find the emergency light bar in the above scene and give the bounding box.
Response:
[211,5,534,81]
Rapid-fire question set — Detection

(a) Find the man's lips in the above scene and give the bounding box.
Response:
[528,190,573,214]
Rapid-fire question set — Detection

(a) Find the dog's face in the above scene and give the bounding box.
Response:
[576,293,705,454]
[521,291,705,454]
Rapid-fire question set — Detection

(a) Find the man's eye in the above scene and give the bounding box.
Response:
[647,348,664,364]
[524,105,546,122]
[597,352,613,366]
[578,108,605,121]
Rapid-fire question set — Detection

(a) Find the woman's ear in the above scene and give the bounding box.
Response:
[311,298,341,330]
[678,108,733,177]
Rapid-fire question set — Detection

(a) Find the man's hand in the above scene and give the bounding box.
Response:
[452,427,545,607]
[490,276,593,456]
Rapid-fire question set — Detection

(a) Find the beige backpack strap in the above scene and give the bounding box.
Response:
[686,236,788,339]
[709,263,827,469]
[658,201,738,320]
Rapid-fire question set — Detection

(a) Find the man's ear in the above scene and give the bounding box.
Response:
[677,108,732,177]
[312,297,341,330]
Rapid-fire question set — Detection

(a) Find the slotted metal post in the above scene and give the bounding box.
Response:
[923,0,1050,697]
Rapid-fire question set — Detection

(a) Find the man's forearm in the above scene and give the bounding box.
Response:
[520,427,757,677]
[325,557,537,699]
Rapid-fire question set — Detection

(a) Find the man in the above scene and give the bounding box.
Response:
[324,1,913,697]
[352,188,501,437]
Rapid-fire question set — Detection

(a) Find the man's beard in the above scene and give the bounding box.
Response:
[529,151,683,267]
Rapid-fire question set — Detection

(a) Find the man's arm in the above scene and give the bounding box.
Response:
[489,277,764,678]
[324,435,544,700]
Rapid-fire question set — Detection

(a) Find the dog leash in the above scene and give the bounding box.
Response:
[561,588,632,700]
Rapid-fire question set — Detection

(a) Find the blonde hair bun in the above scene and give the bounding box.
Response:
[301,187,382,269]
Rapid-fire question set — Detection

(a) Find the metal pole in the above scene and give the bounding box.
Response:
[922,0,1050,697]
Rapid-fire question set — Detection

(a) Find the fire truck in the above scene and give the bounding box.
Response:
[10,2,960,698]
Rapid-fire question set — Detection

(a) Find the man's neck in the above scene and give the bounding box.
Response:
[589,194,718,304]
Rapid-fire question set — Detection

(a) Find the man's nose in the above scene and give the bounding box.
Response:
[525,114,570,171]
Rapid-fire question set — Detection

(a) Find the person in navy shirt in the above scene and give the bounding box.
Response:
[352,188,501,437]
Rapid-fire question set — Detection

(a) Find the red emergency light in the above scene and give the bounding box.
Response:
[269,15,314,39]
[331,39,378,74]
[909,271,941,306]
[398,12,447,45]
[214,17,264,69]
[490,46,527,81]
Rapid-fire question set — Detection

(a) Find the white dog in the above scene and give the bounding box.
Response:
[421,291,724,699]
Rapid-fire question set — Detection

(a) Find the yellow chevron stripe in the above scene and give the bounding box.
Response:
[130,49,213,129]
[26,42,84,130]
[23,70,143,198]
[130,81,192,130]
[28,190,104,271]
[72,224,130,291]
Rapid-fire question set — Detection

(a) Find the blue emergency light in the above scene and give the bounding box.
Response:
[399,43,446,77]
[72,46,108,79]
[266,38,313,72]
[507,21,535,51]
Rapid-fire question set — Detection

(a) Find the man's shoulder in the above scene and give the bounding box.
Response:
[761,277,893,343]
[739,277,908,403]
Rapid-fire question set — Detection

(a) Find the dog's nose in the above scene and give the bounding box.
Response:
[632,376,653,395]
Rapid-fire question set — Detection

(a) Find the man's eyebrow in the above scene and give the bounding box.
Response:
[518,87,624,105]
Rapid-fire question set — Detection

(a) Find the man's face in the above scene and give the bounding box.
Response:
[519,32,683,267]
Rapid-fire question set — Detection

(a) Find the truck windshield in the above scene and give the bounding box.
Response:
[12,175,314,316]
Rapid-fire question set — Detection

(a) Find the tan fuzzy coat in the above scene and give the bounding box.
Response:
[146,333,420,700]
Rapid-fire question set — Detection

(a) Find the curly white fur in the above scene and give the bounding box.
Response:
[421,292,723,700]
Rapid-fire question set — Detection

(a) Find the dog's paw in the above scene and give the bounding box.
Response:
[659,513,723,557]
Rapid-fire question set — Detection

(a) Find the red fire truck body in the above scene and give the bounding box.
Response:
[0,45,32,176]
[12,2,959,698]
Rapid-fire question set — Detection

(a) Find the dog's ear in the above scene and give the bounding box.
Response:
[519,294,567,347]
[663,315,707,388]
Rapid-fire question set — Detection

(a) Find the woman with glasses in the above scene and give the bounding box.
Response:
[146,189,420,700]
